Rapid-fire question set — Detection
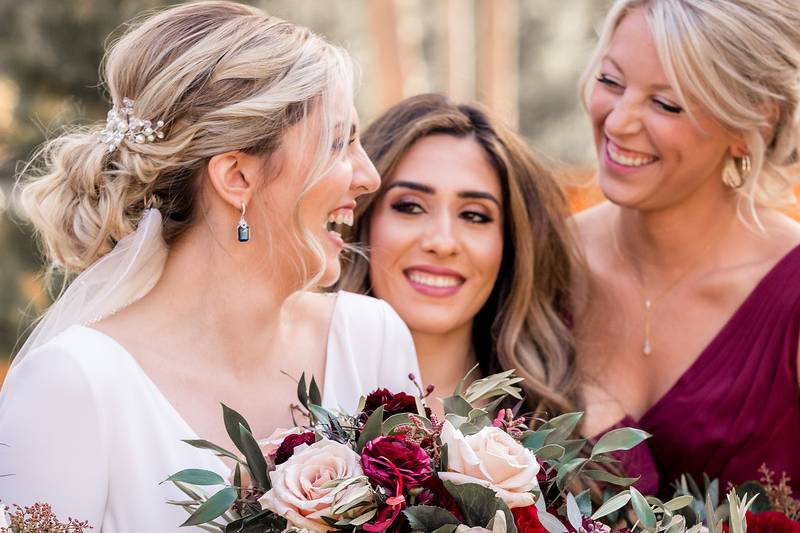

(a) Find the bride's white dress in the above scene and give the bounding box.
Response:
[0,291,421,532]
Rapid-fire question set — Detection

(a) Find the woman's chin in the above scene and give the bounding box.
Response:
[317,260,341,288]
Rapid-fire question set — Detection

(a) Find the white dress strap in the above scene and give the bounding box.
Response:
[322,292,421,413]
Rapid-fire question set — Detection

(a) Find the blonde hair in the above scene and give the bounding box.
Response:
[339,94,584,416]
[579,0,800,215]
[18,1,353,281]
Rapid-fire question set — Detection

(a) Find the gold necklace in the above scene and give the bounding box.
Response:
[610,217,724,356]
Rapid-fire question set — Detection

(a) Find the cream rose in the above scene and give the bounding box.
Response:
[259,438,363,532]
[438,420,539,508]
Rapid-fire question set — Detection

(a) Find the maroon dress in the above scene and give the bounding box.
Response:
[616,244,800,496]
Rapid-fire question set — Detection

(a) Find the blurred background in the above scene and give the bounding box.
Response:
[0,0,797,380]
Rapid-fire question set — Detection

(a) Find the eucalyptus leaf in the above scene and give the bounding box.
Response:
[591,492,632,520]
[238,423,270,491]
[431,526,459,533]
[522,429,553,450]
[540,412,583,442]
[560,439,588,462]
[357,405,384,452]
[555,457,587,490]
[442,395,473,417]
[443,481,498,527]
[309,376,322,407]
[538,508,569,533]
[164,469,225,487]
[630,486,656,530]
[583,469,640,486]
[590,428,651,457]
[665,514,687,533]
[575,489,592,517]
[181,486,237,527]
[403,505,461,531]
[297,373,308,409]
[566,493,582,531]
[663,495,695,512]
[183,439,243,464]
[222,404,252,456]
[535,444,565,461]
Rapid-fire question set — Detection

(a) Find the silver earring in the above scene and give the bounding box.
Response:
[237,202,250,242]
[740,155,752,177]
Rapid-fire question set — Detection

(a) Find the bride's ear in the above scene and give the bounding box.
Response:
[206,151,259,209]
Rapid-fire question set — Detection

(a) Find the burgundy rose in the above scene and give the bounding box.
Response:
[512,505,547,533]
[273,432,316,465]
[564,509,608,533]
[724,512,800,533]
[361,389,431,421]
[418,475,464,522]
[361,436,432,491]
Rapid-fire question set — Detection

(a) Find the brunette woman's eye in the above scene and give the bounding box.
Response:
[654,99,683,114]
[390,201,425,215]
[461,211,492,224]
[597,74,623,90]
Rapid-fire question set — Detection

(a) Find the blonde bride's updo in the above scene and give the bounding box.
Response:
[579,0,800,214]
[18,1,352,273]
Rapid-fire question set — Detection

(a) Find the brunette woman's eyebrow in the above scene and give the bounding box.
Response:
[458,191,501,208]
[385,181,435,194]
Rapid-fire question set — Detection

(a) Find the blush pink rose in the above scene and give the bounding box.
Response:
[259,439,363,532]
[438,420,539,508]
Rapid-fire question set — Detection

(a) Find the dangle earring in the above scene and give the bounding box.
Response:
[237,202,250,242]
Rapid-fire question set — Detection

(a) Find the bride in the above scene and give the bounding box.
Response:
[0,2,420,531]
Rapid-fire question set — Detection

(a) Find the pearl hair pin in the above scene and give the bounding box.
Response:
[99,97,165,153]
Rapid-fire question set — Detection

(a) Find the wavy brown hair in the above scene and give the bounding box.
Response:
[339,93,584,416]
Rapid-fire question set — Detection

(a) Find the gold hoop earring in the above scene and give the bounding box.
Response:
[723,156,747,189]
[237,202,250,242]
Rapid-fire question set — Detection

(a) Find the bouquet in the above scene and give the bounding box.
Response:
[167,369,754,533]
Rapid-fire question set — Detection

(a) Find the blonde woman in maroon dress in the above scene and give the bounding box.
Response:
[575,0,800,494]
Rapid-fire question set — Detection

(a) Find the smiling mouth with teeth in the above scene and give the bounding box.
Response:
[607,140,658,167]
[326,210,354,236]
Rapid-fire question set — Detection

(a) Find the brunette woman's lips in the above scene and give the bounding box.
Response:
[403,265,466,297]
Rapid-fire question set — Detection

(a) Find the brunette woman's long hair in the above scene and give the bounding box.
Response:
[339,93,585,417]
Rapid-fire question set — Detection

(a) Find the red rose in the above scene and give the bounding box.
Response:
[724,512,800,533]
[512,505,548,533]
[361,436,432,492]
[273,431,315,465]
[361,388,431,421]
[418,475,464,522]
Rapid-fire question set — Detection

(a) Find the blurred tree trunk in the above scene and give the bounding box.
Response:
[477,0,519,128]
[439,0,476,101]
[367,0,427,112]
[367,0,405,110]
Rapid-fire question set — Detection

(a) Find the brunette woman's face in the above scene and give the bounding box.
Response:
[588,7,739,210]
[368,134,504,337]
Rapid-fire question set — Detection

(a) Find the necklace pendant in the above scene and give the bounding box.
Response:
[643,338,652,356]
